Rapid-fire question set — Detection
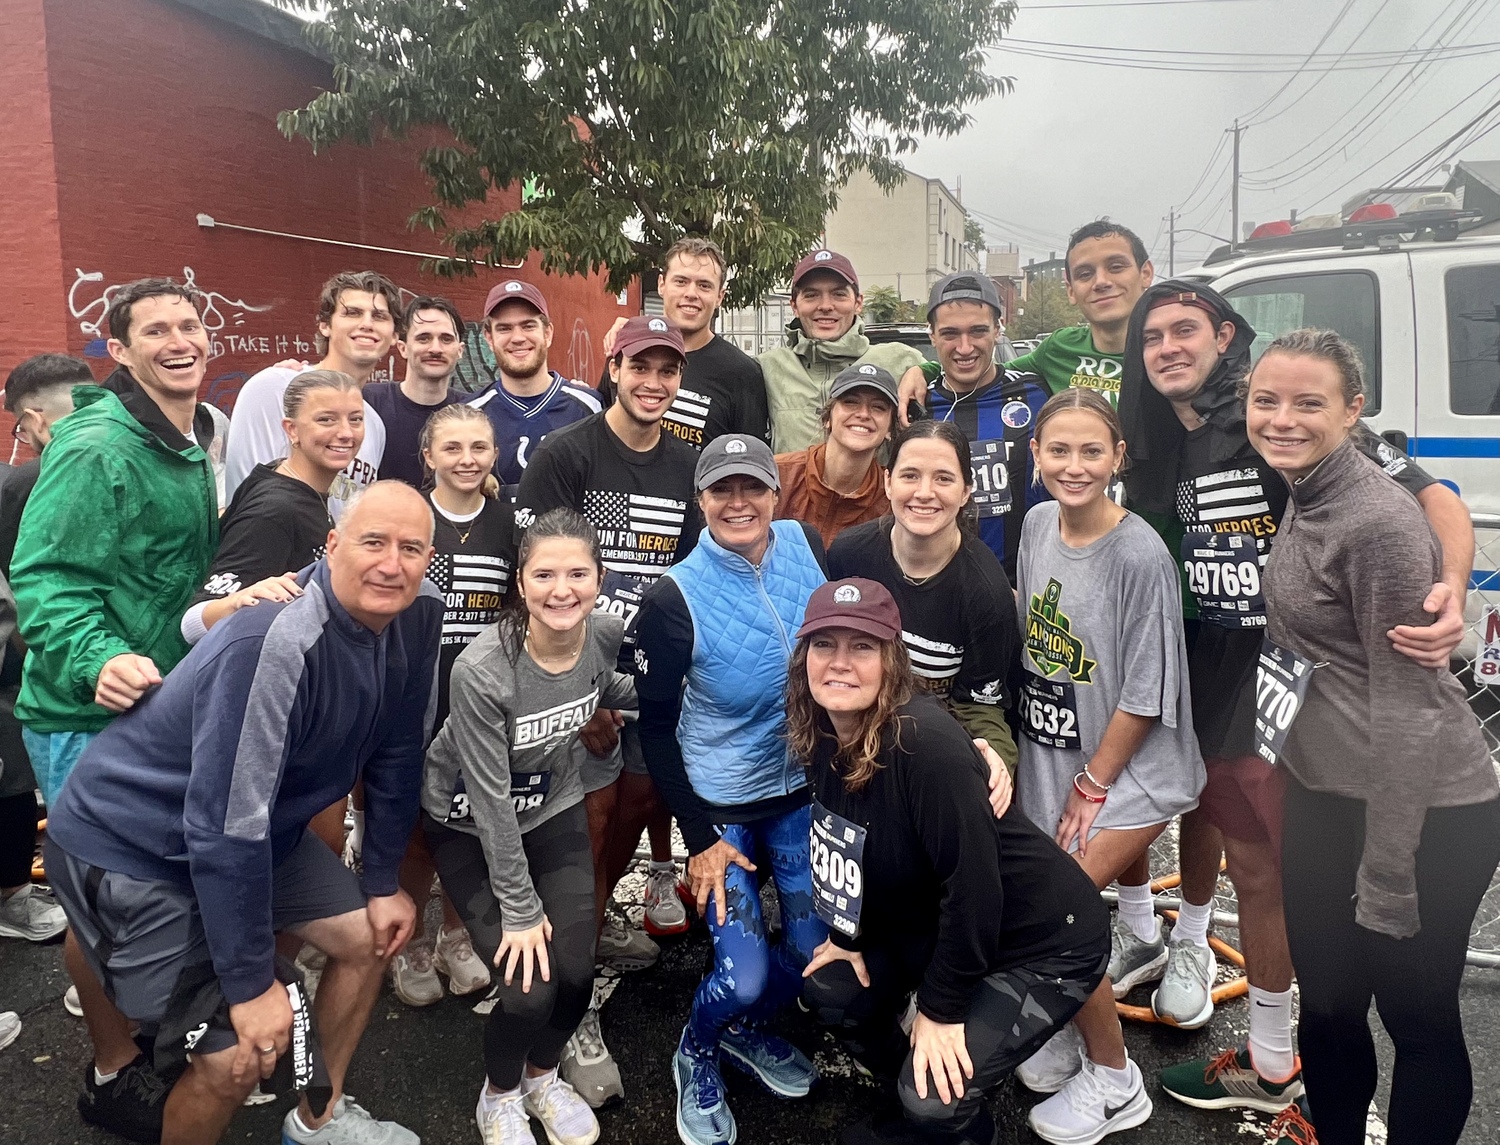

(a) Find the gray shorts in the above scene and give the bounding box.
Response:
[47,831,366,1053]
[579,721,649,794]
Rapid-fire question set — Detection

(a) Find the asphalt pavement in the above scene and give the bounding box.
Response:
[4,880,1500,1145]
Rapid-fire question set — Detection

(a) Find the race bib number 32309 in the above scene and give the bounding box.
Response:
[809,803,867,937]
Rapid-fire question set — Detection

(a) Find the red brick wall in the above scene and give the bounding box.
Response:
[6,0,634,427]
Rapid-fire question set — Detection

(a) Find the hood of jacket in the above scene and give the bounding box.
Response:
[1118,279,1257,514]
[100,365,216,455]
[783,316,873,365]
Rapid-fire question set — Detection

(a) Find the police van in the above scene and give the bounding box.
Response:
[1186,204,1500,675]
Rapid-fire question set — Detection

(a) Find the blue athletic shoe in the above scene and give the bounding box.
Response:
[720,1023,818,1099]
[673,1030,737,1145]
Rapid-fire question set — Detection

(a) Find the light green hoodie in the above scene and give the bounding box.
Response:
[759,319,924,453]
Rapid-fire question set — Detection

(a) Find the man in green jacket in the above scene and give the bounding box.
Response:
[11,276,219,1144]
[760,250,925,452]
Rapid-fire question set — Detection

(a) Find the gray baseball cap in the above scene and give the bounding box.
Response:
[695,434,780,492]
[829,363,899,407]
[927,272,1002,322]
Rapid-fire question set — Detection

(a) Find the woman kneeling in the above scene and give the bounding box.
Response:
[794,577,1113,1145]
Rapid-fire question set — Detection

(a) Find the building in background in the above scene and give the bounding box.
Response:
[1023,252,1068,293]
[1445,161,1500,235]
[0,0,635,446]
[985,244,1022,326]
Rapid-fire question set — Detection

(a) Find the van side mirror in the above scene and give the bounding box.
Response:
[1380,429,1409,453]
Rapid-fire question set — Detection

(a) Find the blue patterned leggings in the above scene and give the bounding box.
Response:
[686,804,827,1052]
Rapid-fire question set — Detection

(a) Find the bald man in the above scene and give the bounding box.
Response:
[45,482,442,1145]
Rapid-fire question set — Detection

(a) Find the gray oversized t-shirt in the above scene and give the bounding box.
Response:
[422,613,636,929]
[1015,503,1204,840]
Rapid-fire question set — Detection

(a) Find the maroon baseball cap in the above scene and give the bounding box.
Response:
[796,578,902,641]
[791,250,859,292]
[613,315,686,362]
[483,279,549,319]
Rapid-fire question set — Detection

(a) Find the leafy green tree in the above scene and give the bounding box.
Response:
[1006,277,1082,341]
[863,286,922,323]
[276,0,1017,304]
[964,216,986,258]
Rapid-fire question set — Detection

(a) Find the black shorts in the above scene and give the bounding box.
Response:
[48,831,365,1055]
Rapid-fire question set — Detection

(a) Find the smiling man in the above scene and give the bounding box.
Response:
[760,249,925,453]
[225,270,401,517]
[10,277,223,1142]
[362,296,469,487]
[44,481,441,1145]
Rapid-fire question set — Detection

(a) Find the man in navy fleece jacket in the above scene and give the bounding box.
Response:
[46,481,442,1145]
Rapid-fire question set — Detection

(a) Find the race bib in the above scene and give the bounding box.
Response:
[809,802,868,937]
[446,772,472,823]
[509,771,551,815]
[596,571,646,645]
[1254,638,1315,765]
[1019,672,1081,750]
[1180,532,1266,627]
[968,439,1013,519]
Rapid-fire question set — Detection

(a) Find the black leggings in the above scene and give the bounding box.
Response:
[424,803,597,1090]
[804,938,1107,1141]
[0,790,37,888]
[1281,778,1500,1145]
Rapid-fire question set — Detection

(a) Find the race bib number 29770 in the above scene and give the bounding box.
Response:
[1254,638,1314,765]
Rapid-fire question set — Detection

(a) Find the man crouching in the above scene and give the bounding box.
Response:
[44,481,441,1145]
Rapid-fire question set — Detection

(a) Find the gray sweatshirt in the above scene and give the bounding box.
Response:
[422,614,637,929]
[1263,436,1497,939]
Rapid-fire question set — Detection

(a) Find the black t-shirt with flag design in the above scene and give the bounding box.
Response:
[598,334,771,451]
[425,495,512,729]
[510,413,700,587]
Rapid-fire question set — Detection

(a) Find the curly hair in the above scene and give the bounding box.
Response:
[785,633,913,792]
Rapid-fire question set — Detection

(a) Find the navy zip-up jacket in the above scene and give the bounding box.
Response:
[47,558,442,1005]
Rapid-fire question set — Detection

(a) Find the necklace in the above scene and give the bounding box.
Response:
[526,623,587,665]
[441,515,474,545]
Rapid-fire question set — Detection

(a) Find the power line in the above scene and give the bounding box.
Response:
[1022,0,1258,7]
[995,35,1500,62]
[1239,0,1358,124]
[1245,0,1396,127]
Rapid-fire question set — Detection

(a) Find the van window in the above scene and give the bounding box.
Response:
[1223,271,1381,414]
[1446,265,1500,416]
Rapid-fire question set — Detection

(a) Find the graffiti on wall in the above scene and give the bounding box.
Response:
[68,266,282,362]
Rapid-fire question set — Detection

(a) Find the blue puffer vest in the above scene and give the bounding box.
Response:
[667,520,826,807]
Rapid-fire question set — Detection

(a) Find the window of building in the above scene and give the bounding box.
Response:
[1446,264,1500,415]
[1223,270,1381,414]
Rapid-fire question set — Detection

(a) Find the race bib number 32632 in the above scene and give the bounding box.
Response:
[1020,672,1081,750]
[1254,637,1314,765]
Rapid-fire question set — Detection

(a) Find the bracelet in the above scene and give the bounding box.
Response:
[1083,765,1113,792]
[1072,773,1107,804]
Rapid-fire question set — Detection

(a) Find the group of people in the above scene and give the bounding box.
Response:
[0,220,1492,1145]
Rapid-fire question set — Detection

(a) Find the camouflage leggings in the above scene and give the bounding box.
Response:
[806,943,1108,1134]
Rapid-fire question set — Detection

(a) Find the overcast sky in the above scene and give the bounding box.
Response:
[907,0,1500,272]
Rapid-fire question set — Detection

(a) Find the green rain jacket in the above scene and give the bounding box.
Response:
[760,318,925,453]
[13,381,218,733]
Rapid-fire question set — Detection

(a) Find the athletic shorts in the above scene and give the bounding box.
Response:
[47,830,366,1054]
[22,728,95,808]
[580,721,648,794]
[1198,754,1286,854]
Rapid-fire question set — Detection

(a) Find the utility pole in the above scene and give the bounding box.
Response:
[1228,119,1243,246]
[1168,207,1176,277]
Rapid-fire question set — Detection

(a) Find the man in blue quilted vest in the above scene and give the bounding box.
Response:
[632,434,831,1145]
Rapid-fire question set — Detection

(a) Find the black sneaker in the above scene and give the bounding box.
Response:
[78,1055,169,1144]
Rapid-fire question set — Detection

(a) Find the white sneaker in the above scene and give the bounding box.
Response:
[476,1086,532,1145]
[1151,933,1217,1029]
[64,985,83,1017]
[560,994,624,1108]
[644,866,689,935]
[391,938,443,1007]
[1017,1023,1084,1094]
[243,1082,277,1106]
[523,1067,601,1145]
[282,1095,419,1144]
[596,913,658,972]
[0,884,68,941]
[434,925,491,996]
[1028,1055,1153,1145]
[0,1011,19,1051]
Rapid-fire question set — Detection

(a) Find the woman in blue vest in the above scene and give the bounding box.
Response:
[633,433,829,1145]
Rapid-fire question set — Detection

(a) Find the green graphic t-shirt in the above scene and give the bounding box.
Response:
[1009,325,1124,404]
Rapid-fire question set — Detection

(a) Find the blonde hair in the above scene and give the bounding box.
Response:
[282,369,361,419]
[419,403,500,498]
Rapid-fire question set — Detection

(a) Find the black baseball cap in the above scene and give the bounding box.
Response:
[829,363,899,407]
[695,434,780,492]
[927,272,1002,322]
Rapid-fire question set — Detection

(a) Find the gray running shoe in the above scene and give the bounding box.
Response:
[1151,934,1217,1029]
[1107,913,1166,999]
[560,996,624,1109]
[0,1011,19,1051]
[0,884,67,941]
[281,1095,418,1144]
[597,913,659,972]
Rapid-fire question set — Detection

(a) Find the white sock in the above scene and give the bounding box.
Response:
[93,1065,120,1085]
[1091,1057,1136,1090]
[288,1109,318,1137]
[521,1067,556,1093]
[1172,899,1214,949]
[1115,882,1158,943]
[481,1082,524,1110]
[1247,986,1296,1081]
[649,860,676,875]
